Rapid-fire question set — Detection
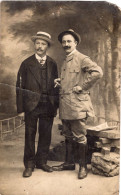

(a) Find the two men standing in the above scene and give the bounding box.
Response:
[16,29,103,179]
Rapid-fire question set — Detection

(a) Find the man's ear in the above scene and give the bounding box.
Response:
[75,41,78,46]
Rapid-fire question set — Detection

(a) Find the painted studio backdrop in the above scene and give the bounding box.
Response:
[0,1,120,123]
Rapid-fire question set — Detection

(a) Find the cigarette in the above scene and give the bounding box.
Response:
[54,83,58,88]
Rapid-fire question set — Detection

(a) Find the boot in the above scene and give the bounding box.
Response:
[78,143,88,179]
[52,139,75,171]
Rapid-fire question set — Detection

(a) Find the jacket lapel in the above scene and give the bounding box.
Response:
[46,56,53,88]
[29,55,41,85]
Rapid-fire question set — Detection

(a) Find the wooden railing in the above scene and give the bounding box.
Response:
[0,114,25,140]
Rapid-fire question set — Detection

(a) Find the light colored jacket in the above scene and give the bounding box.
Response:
[59,50,103,120]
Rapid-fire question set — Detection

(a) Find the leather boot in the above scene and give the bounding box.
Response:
[52,139,75,171]
[78,143,88,179]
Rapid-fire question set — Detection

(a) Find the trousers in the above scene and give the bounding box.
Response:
[24,103,54,168]
[62,119,87,144]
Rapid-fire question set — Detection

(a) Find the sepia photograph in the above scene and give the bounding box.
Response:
[0,1,120,195]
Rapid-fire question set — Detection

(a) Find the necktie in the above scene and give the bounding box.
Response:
[39,59,45,65]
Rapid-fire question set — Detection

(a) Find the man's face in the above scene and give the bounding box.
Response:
[34,39,49,57]
[61,34,77,55]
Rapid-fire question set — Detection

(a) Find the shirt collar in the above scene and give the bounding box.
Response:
[66,49,77,57]
[35,53,47,61]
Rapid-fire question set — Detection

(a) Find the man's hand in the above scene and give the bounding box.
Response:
[54,78,61,88]
[73,86,82,94]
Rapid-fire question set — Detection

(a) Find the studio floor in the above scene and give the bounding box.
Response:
[0,117,119,195]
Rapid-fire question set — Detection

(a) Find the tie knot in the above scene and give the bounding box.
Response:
[39,59,45,65]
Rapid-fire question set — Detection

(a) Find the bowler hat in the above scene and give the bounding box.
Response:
[58,29,81,45]
[31,31,53,45]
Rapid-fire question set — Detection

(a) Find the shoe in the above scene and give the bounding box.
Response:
[23,168,34,177]
[36,164,53,172]
[52,163,75,171]
[78,166,87,179]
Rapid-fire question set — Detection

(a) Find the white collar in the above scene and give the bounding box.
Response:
[35,53,47,61]
[66,49,76,57]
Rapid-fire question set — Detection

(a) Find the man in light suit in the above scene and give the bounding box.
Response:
[16,31,59,177]
[53,29,103,179]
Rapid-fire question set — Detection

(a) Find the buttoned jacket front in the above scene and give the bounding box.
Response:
[59,50,103,120]
[16,54,59,116]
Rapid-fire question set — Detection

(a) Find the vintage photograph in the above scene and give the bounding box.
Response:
[0,1,120,195]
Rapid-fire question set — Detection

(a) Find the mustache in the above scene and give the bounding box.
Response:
[63,46,71,50]
[37,48,43,51]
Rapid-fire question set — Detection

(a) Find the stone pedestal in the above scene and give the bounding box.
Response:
[91,152,120,177]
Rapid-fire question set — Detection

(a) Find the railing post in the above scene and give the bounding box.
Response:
[0,114,25,140]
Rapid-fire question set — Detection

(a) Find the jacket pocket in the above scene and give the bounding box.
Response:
[69,64,80,73]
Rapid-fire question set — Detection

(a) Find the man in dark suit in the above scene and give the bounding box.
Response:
[16,31,59,177]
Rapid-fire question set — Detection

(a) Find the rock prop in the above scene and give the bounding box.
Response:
[88,122,120,177]
[91,152,120,177]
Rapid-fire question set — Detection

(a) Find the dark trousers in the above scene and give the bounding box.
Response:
[24,106,54,168]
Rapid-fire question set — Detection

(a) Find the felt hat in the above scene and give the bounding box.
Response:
[58,29,81,45]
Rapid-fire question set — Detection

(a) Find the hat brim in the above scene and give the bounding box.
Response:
[31,35,53,45]
[58,30,81,45]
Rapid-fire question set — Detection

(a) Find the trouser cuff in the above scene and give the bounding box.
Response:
[24,161,35,168]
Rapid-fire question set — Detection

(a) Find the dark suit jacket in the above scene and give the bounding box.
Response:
[16,54,59,116]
